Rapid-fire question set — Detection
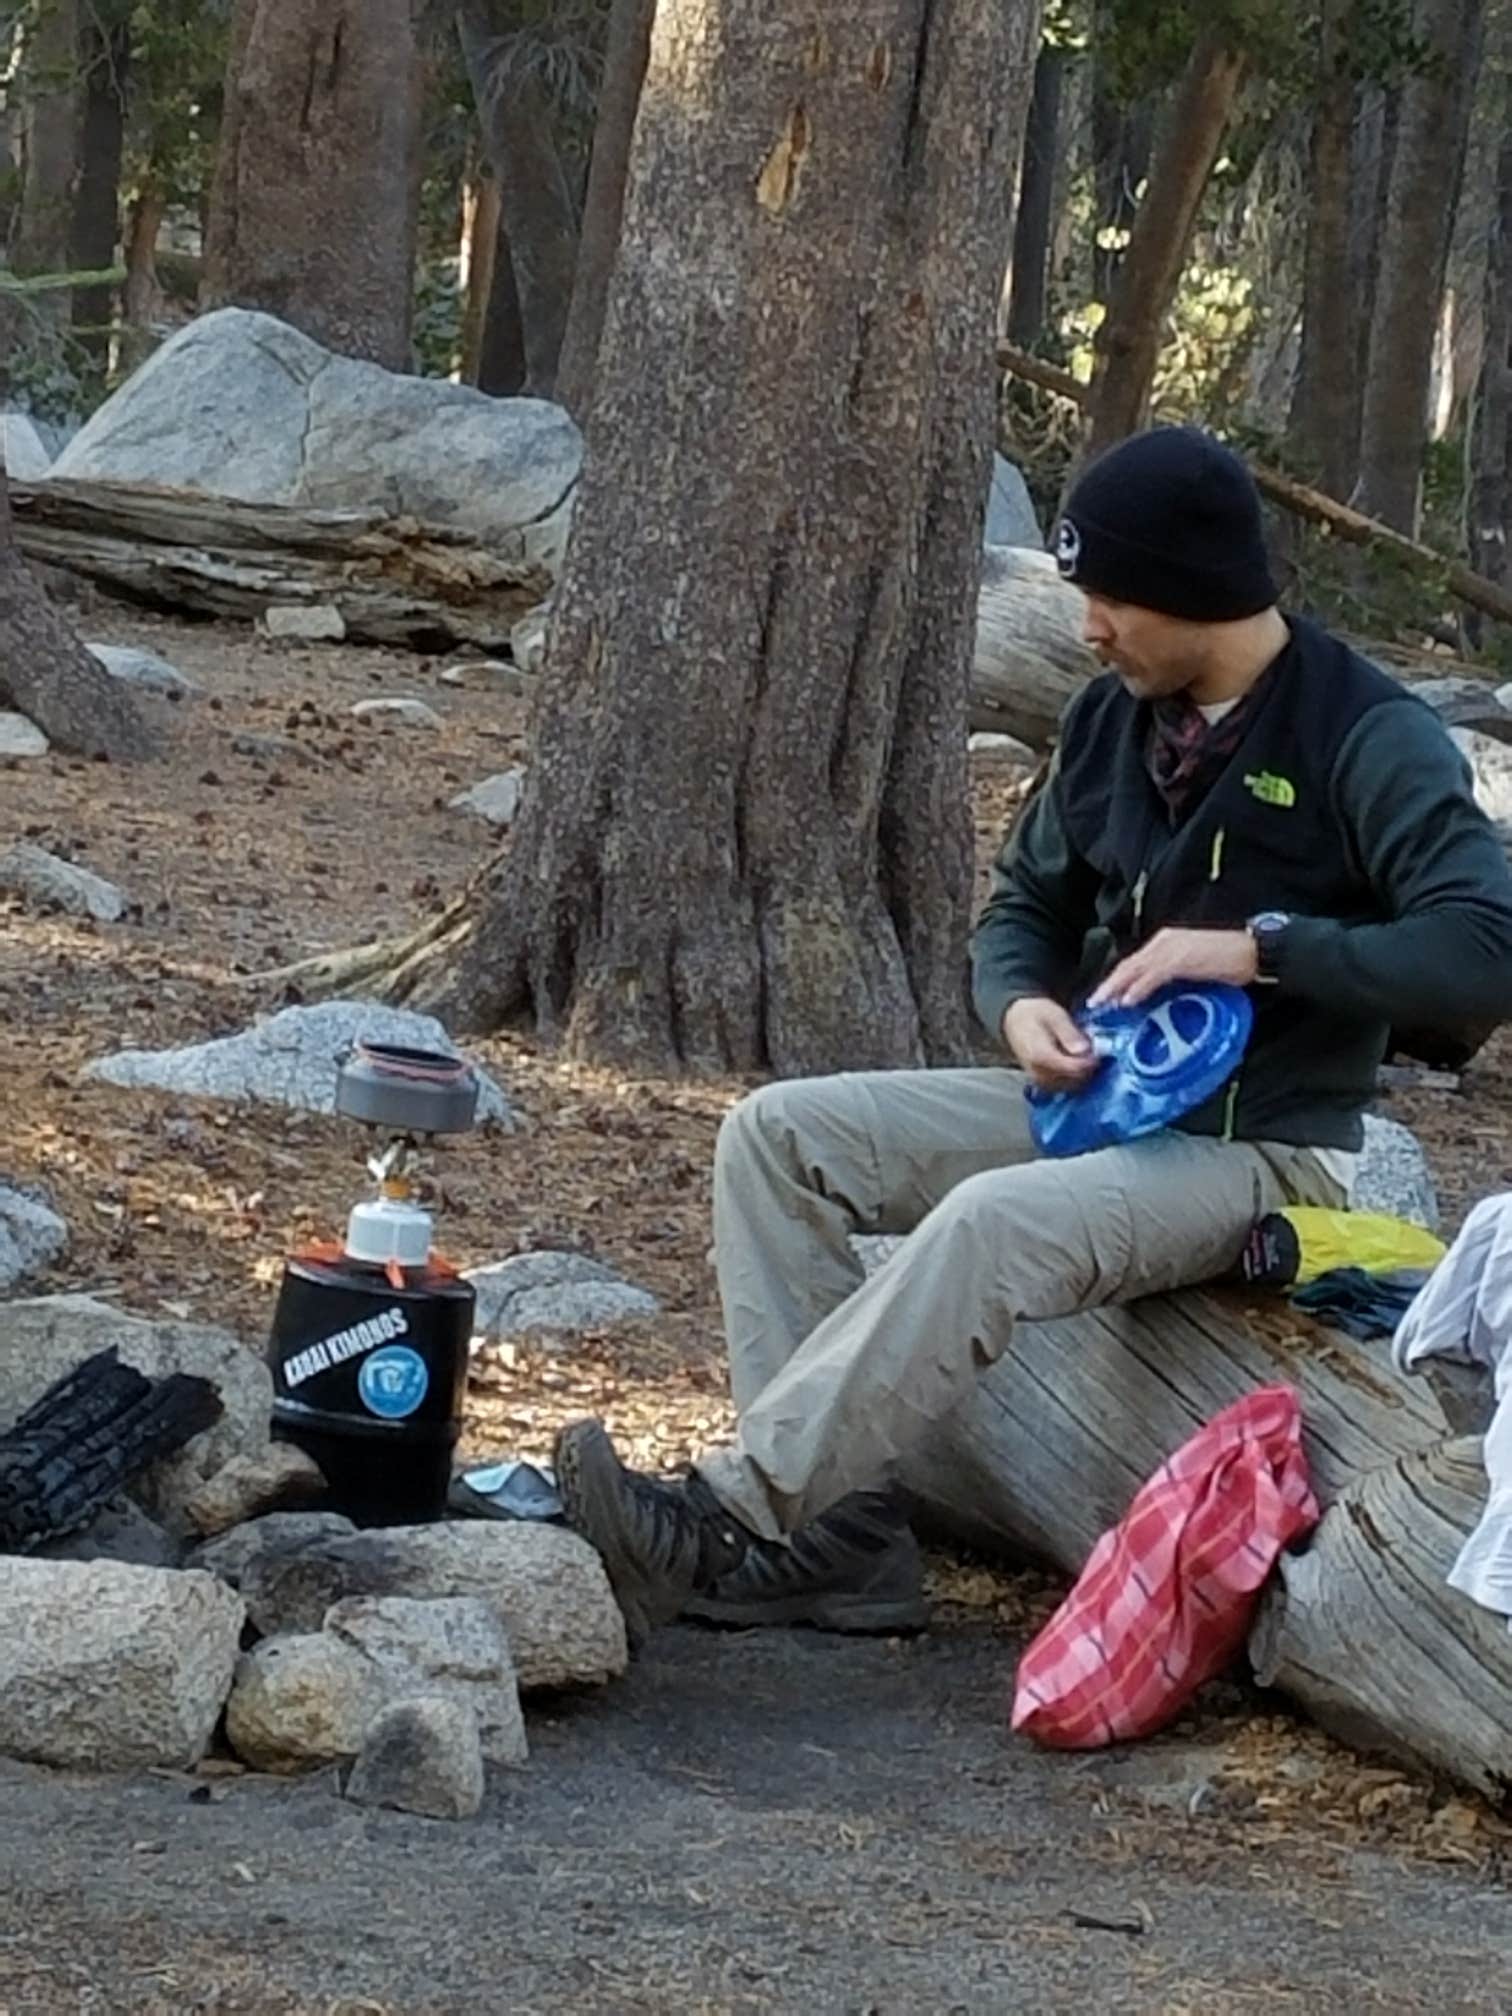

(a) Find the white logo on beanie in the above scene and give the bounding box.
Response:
[1055,518,1082,579]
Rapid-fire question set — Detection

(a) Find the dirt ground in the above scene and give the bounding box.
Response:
[1,607,1511,2012]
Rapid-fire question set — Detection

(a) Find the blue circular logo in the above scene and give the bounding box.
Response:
[358,1344,428,1420]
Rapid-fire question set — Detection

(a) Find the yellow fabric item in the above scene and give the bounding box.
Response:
[1280,1208,1446,1286]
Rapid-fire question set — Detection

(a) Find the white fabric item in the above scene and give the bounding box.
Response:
[1311,1146,1358,1198]
[1393,1194,1512,1628]
[1196,696,1244,725]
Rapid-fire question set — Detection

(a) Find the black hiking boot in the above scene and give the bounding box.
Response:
[553,1419,753,1650]
[682,1490,930,1635]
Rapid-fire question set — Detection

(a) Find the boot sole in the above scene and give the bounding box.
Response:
[682,1590,930,1635]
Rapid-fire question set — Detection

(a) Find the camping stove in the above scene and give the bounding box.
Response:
[266,1040,480,1525]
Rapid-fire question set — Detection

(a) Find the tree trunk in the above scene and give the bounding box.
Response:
[203,0,421,371]
[0,469,152,761]
[69,5,129,372]
[11,0,81,336]
[458,174,500,386]
[375,0,1044,1076]
[1084,33,1247,456]
[120,180,166,374]
[555,0,656,421]
[477,210,527,396]
[1358,0,1485,535]
[1006,42,1064,350]
[1288,0,1359,499]
[457,3,581,402]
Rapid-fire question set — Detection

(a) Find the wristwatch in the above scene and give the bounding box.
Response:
[1247,911,1291,985]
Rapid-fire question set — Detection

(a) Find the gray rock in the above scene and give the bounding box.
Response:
[984,454,1043,550]
[230,731,327,771]
[226,1631,381,1773]
[0,713,48,759]
[351,697,443,729]
[344,1695,485,1820]
[326,1595,527,1765]
[187,1509,358,1588]
[0,1185,68,1292]
[54,308,580,576]
[450,769,525,828]
[1449,728,1512,823]
[1,411,52,480]
[84,999,515,1125]
[36,1494,182,1570]
[1355,1115,1440,1232]
[0,1559,244,1771]
[227,1595,525,1775]
[0,843,126,923]
[0,1295,273,1531]
[1497,681,1512,714]
[185,1443,328,1539]
[262,603,346,643]
[240,1520,626,1691]
[466,1251,659,1340]
[85,643,201,697]
[1404,678,1512,743]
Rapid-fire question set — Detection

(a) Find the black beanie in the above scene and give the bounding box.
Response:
[1054,426,1278,622]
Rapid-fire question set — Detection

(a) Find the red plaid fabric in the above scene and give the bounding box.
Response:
[1011,1385,1319,1749]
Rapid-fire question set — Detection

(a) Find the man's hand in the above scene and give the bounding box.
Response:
[1089,927,1258,1009]
[1002,996,1099,1092]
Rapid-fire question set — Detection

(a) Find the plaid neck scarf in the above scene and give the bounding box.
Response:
[1146,670,1272,823]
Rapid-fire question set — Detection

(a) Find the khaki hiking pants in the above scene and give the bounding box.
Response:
[696,1068,1347,1540]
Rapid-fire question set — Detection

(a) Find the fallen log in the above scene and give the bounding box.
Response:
[11,477,552,651]
[998,342,1512,639]
[902,1287,1445,1567]
[901,1287,1512,1801]
[1251,1439,1512,1804]
[971,546,1098,746]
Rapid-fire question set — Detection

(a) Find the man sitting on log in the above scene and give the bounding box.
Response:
[554,426,1512,1650]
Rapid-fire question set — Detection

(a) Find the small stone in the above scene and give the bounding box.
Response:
[466,1251,660,1339]
[185,1444,329,1539]
[0,713,48,759]
[449,769,525,827]
[351,698,443,729]
[262,603,346,642]
[0,1185,68,1292]
[226,1631,381,1774]
[0,1560,245,1770]
[1354,1115,1440,1232]
[0,842,126,922]
[85,643,201,696]
[186,1510,358,1589]
[344,1696,484,1821]
[231,732,326,771]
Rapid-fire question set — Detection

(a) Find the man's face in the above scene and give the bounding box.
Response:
[1079,594,1207,701]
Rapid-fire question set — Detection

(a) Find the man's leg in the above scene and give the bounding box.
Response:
[699,1132,1334,1536]
[711,1066,1041,1411]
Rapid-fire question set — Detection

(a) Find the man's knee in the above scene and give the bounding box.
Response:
[715,1074,856,1178]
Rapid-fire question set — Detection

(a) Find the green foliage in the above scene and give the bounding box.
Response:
[124,0,230,205]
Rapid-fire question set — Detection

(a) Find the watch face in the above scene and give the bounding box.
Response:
[1251,912,1289,935]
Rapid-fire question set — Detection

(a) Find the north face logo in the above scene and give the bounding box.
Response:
[1054,518,1082,580]
[1244,771,1297,809]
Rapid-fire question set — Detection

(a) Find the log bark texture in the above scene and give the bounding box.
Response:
[389,0,1046,1077]
[970,547,1098,745]
[1251,1438,1512,1803]
[901,1288,1447,1570]
[10,478,550,650]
